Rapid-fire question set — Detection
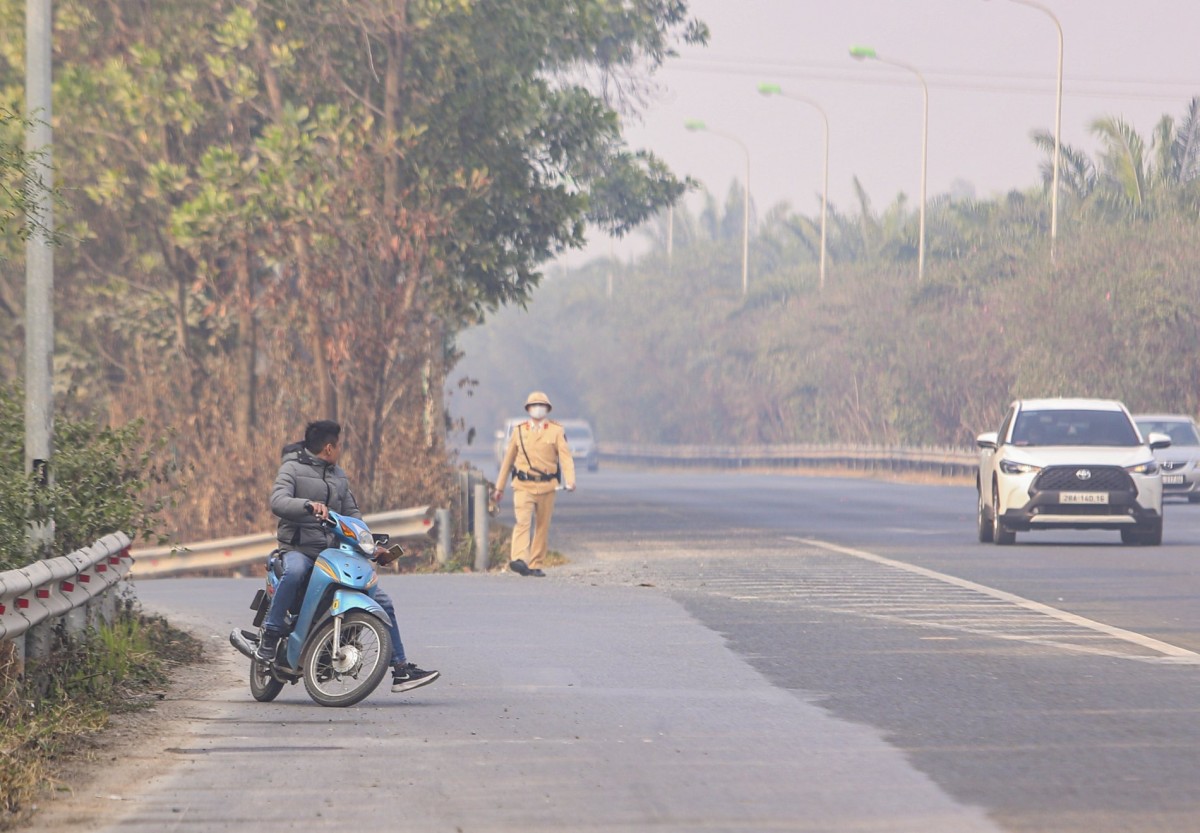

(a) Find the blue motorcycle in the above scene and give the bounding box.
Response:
[230,511,396,707]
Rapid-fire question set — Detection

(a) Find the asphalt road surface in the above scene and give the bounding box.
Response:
[93,465,1200,831]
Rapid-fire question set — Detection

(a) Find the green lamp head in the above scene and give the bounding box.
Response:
[849,45,878,61]
[757,82,783,96]
[684,119,707,132]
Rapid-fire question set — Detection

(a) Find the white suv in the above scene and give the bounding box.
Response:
[976,399,1171,546]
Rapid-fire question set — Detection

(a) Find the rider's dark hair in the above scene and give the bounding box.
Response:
[304,420,341,454]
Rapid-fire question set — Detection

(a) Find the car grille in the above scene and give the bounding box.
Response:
[1035,504,1125,517]
[1033,466,1132,493]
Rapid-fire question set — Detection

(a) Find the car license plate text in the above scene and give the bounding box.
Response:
[1060,492,1108,504]
[1162,474,1185,485]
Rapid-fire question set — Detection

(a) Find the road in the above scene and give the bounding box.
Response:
[79,466,1200,832]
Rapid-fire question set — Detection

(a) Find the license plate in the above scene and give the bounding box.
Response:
[1060,492,1108,504]
[1162,474,1185,485]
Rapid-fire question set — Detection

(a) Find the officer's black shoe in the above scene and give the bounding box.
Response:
[509,559,530,576]
[527,569,546,577]
[255,632,280,663]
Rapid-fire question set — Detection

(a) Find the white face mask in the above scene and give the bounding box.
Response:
[527,405,549,420]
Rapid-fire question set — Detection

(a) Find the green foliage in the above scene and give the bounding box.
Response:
[0,385,175,570]
[0,107,60,258]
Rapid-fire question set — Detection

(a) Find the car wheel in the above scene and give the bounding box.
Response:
[977,487,994,543]
[992,483,1015,545]
[1121,519,1163,546]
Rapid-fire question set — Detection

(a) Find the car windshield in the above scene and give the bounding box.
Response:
[1136,420,1200,446]
[1010,409,1140,447]
[565,426,593,440]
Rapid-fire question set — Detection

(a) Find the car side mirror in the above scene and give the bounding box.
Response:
[976,431,998,450]
[1147,431,1172,451]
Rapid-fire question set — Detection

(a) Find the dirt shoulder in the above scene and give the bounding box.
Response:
[12,626,242,833]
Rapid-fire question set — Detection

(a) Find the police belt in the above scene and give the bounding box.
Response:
[512,468,557,483]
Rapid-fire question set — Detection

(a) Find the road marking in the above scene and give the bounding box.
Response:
[789,537,1200,663]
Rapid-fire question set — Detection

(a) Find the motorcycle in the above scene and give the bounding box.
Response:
[229,510,399,707]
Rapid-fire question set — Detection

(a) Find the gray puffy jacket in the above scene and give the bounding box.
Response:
[271,442,362,557]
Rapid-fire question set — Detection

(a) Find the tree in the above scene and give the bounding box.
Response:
[0,0,707,539]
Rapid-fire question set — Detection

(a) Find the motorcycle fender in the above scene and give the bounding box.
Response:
[311,589,388,633]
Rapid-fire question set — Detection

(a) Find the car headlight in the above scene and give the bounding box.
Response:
[999,459,1042,475]
[1125,460,1159,475]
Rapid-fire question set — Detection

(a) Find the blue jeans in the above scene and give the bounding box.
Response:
[263,550,407,666]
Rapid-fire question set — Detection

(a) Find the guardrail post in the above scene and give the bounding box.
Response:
[435,508,451,565]
[86,597,101,631]
[473,483,489,572]
[98,588,116,627]
[65,602,86,638]
[26,620,53,660]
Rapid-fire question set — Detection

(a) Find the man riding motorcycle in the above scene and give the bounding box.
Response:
[256,419,439,694]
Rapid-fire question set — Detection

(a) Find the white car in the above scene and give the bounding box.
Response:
[976,399,1171,546]
[1134,414,1200,503]
[559,419,599,472]
[494,416,599,472]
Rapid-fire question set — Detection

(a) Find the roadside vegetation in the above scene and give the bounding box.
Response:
[0,0,707,545]
[0,385,172,571]
[458,97,1200,447]
[0,606,203,830]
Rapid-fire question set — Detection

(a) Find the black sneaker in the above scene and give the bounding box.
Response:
[255,632,280,663]
[509,559,530,576]
[527,568,546,577]
[391,663,440,693]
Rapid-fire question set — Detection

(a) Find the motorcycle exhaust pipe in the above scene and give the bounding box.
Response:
[229,629,258,660]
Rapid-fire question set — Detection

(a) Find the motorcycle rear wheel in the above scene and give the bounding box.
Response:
[302,610,392,707]
[249,657,285,702]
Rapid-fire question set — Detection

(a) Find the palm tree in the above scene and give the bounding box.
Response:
[1090,115,1151,216]
[1031,129,1096,205]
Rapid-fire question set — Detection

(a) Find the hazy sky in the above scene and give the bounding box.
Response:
[605,0,1200,237]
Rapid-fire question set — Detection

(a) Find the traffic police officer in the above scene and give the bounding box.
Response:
[492,391,576,576]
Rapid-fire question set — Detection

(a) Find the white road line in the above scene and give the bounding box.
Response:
[788,536,1200,662]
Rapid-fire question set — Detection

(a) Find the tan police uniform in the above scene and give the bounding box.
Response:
[495,405,576,571]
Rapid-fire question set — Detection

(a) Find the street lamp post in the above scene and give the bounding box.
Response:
[757,82,829,290]
[991,0,1063,263]
[685,119,750,297]
[850,46,928,282]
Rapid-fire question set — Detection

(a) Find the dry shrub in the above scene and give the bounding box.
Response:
[104,331,458,546]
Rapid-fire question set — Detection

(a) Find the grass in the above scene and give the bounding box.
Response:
[0,605,203,830]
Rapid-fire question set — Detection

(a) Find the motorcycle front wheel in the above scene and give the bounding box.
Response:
[301,610,393,707]
[249,657,285,702]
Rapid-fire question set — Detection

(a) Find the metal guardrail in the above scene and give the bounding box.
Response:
[0,532,133,658]
[597,442,976,477]
[131,506,438,578]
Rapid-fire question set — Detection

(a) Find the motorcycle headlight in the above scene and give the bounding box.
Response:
[999,459,1042,475]
[356,527,376,555]
[1125,460,1158,475]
